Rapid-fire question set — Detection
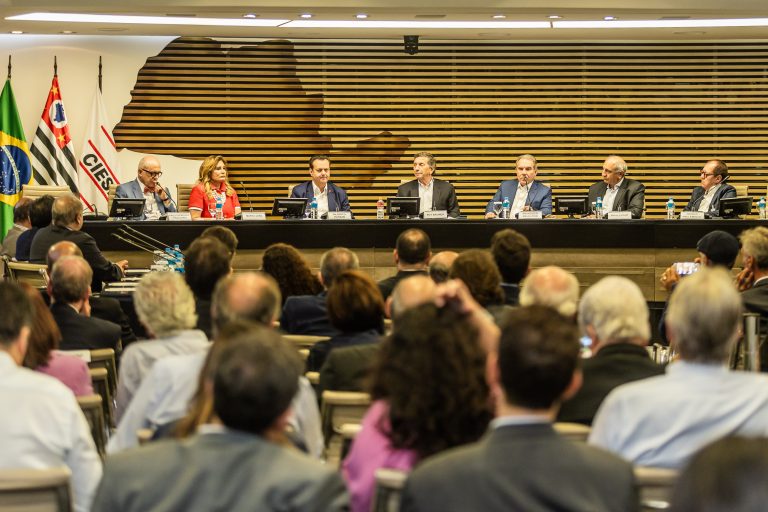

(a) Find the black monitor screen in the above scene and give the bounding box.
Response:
[719,196,752,218]
[272,197,308,218]
[387,197,420,218]
[109,198,145,218]
[555,196,589,216]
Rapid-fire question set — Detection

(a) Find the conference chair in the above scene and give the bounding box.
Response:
[553,422,591,442]
[176,183,196,212]
[320,390,371,463]
[89,367,115,429]
[0,467,72,512]
[288,185,295,196]
[734,184,749,197]
[137,428,154,446]
[21,184,70,201]
[635,466,678,512]
[282,334,330,350]
[372,468,408,512]
[107,183,118,212]
[77,394,107,458]
[88,348,118,400]
[298,348,310,362]
[340,422,362,462]
[3,257,47,287]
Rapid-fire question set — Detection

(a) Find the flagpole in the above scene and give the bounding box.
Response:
[7,55,10,80]
[54,55,57,76]
[98,56,102,93]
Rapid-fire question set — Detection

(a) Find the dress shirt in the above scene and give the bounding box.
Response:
[602,178,624,213]
[510,182,530,215]
[697,183,722,213]
[0,352,101,512]
[590,360,768,469]
[418,179,434,213]
[490,415,550,429]
[143,189,159,219]
[312,182,330,217]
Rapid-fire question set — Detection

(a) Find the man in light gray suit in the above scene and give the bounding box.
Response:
[114,155,176,219]
[92,324,348,512]
[401,306,638,512]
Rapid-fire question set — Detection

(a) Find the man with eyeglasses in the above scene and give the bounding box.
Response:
[682,160,736,216]
[587,155,645,219]
[115,156,177,219]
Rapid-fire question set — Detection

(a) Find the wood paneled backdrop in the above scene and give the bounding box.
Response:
[114,37,768,218]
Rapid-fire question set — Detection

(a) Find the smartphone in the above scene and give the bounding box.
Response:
[675,262,700,276]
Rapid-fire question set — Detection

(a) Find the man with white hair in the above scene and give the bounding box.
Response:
[590,267,768,469]
[519,265,580,318]
[587,155,645,218]
[557,276,663,425]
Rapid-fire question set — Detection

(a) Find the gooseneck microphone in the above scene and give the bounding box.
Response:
[238,181,254,211]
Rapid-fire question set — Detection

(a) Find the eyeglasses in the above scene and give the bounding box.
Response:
[141,169,162,178]
[700,172,716,177]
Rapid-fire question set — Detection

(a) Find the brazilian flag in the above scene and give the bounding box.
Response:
[0,79,31,241]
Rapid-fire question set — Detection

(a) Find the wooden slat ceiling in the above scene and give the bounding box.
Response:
[114,37,768,217]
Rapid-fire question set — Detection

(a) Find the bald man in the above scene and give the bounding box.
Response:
[519,266,580,319]
[587,155,645,219]
[115,155,176,219]
[429,251,459,284]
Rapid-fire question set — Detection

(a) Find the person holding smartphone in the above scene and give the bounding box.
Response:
[115,155,177,220]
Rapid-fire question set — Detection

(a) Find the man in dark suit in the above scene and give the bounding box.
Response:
[48,255,121,353]
[683,159,737,216]
[397,152,460,217]
[587,155,645,219]
[114,155,176,219]
[558,276,663,425]
[485,154,552,217]
[1,196,32,259]
[290,154,351,217]
[29,193,127,293]
[401,306,637,512]
[490,229,531,306]
[184,237,233,339]
[738,226,768,369]
[377,228,431,301]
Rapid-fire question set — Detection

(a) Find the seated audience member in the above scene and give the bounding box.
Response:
[401,305,637,512]
[590,267,768,469]
[184,236,232,338]
[343,299,494,512]
[669,437,768,512]
[484,154,552,218]
[188,155,241,220]
[262,242,323,305]
[428,250,458,283]
[519,265,580,319]
[587,155,645,218]
[20,282,92,396]
[291,154,352,217]
[114,155,176,219]
[281,246,359,336]
[490,228,531,305]
[378,228,431,301]
[15,194,54,261]
[115,272,209,422]
[200,225,239,259]
[557,276,663,425]
[0,282,101,512]
[93,325,348,512]
[307,270,384,372]
[449,249,509,323]
[398,151,460,217]
[30,193,127,292]
[737,226,768,368]
[683,159,736,215]
[49,255,121,353]
[1,196,32,258]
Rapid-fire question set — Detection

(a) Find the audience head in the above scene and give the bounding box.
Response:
[211,272,282,336]
[51,193,83,229]
[50,255,92,305]
[395,228,431,267]
[520,266,580,318]
[319,247,359,288]
[388,274,438,320]
[200,226,239,260]
[184,236,232,301]
[29,194,56,229]
[46,241,83,274]
[327,270,384,334]
[740,226,768,272]
[134,272,197,338]
[449,249,504,307]
[490,229,531,284]
[0,282,34,362]
[370,303,492,458]
[261,243,322,302]
[666,267,742,364]
[578,276,649,350]
[428,251,458,283]
[19,282,62,370]
[12,196,33,226]
[696,230,740,269]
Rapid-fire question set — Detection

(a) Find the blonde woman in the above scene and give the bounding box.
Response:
[188,155,241,219]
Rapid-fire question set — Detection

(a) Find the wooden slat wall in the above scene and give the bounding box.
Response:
[114,37,768,218]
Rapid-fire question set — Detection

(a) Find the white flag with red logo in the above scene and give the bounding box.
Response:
[78,86,121,213]
[30,74,79,193]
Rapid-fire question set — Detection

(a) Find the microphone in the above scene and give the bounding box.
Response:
[111,233,173,260]
[119,224,173,252]
[238,181,254,211]
[161,186,179,212]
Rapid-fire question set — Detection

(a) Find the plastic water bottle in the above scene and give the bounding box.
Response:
[666,197,675,220]
[595,196,603,219]
[310,198,318,219]
[501,196,511,219]
[215,198,223,220]
[760,197,767,220]
[376,198,386,219]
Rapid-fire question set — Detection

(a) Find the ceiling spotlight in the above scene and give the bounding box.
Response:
[355,13,368,19]
[604,16,617,21]
[548,15,562,19]
[492,15,506,19]
[61,30,76,34]
[300,13,313,19]
[10,30,23,34]
[242,13,258,19]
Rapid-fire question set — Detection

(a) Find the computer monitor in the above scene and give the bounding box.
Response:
[555,196,589,217]
[718,196,752,218]
[387,197,420,219]
[109,198,145,219]
[272,197,308,218]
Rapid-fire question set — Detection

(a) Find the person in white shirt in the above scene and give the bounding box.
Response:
[290,155,352,217]
[682,159,737,216]
[397,152,461,217]
[587,155,645,219]
[0,282,101,512]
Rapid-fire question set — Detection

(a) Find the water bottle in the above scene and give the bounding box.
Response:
[215,198,223,220]
[666,197,675,220]
[760,197,767,220]
[310,198,318,219]
[376,198,386,219]
[595,196,603,219]
[501,196,511,219]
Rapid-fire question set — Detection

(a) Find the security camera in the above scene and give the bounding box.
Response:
[404,35,419,55]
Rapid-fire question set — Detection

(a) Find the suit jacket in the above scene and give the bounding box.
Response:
[306,328,381,373]
[281,292,340,337]
[397,178,460,218]
[114,178,177,218]
[290,181,351,215]
[683,184,737,215]
[500,283,520,306]
[30,225,123,293]
[41,291,137,344]
[401,423,638,512]
[91,430,348,512]
[485,180,552,216]
[377,269,428,301]
[51,302,122,353]
[13,226,39,261]
[741,279,768,370]
[1,225,25,258]
[557,344,664,425]
[319,343,380,396]
[587,178,646,219]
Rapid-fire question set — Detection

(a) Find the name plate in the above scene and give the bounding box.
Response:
[680,211,706,220]
[166,212,192,221]
[241,211,266,221]
[607,211,632,220]
[327,211,352,220]
[423,210,448,219]
[518,210,543,220]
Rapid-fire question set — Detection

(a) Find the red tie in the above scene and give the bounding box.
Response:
[143,187,153,194]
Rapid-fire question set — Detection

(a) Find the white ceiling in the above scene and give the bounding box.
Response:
[3,0,768,40]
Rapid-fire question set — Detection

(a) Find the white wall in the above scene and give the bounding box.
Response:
[0,35,199,195]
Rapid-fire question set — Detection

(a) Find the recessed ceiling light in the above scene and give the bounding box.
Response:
[242,13,258,19]
[492,15,506,19]
[61,30,76,34]
[355,14,369,19]
[10,30,23,34]
[603,16,617,21]
[300,13,313,19]
[5,12,289,26]
[548,15,562,20]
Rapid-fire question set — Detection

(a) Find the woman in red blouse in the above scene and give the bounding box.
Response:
[188,155,241,220]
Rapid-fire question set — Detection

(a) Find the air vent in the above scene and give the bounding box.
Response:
[660,16,691,20]
[414,14,446,19]
[166,13,197,17]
